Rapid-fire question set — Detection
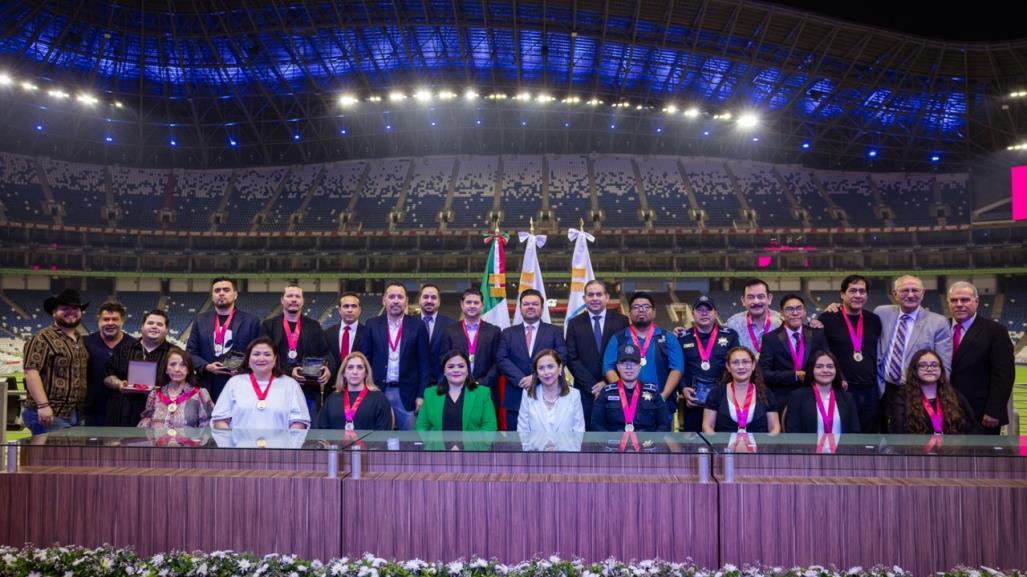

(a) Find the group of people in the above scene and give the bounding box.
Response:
[20,273,1015,443]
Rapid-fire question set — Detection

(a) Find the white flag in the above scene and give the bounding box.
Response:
[513,231,550,324]
[564,227,596,335]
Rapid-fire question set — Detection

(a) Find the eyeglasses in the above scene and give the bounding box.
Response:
[813,364,835,370]
[630,304,652,311]
[783,306,805,314]
[729,359,753,367]
[917,362,941,370]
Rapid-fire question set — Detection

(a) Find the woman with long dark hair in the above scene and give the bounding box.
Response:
[702,347,781,433]
[785,350,861,433]
[890,349,976,435]
[416,350,497,431]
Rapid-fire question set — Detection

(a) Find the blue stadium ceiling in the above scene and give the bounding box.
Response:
[0,0,1026,169]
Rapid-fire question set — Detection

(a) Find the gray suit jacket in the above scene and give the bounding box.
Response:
[874,304,953,390]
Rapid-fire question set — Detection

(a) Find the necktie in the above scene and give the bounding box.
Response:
[886,314,910,384]
[525,324,534,354]
[424,316,433,339]
[953,323,963,356]
[340,325,351,359]
[593,315,603,352]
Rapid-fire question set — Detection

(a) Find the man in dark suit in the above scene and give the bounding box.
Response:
[260,283,333,416]
[947,281,1014,435]
[325,292,365,387]
[358,282,430,430]
[440,288,502,410]
[759,293,830,413]
[418,283,456,386]
[187,277,261,401]
[497,289,568,429]
[565,280,628,429]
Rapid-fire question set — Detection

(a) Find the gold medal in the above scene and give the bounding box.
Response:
[256,400,268,410]
[256,438,267,448]
[167,402,178,414]
[853,352,864,362]
[167,428,177,437]
[624,424,635,432]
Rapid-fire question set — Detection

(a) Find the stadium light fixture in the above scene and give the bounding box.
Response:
[35,124,43,131]
[562,96,580,104]
[656,127,662,133]
[367,95,382,102]
[21,81,38,92]
[438,90,456,101]
[464,89,479,101]
[752,137,759,142]
[293,133,300,140]
[0,73,12,86]
[663,104,678,114]
[535,93,555,104]
[113,101,123,108]
[76,93,98,106]
[169,139,177,147]
[48,89,69,99]
[684,107,700,119]
[801,141,811,150]
[105,135,113,143]
[586,98,603,106]
[389,91,407,102]
[339,128,348,135]
[228,138,238,147]
[514,92,532,101]
[930,154,940,162]
[867,149,878,158]
[338,94,359,107]
[486,92,507,100]
[737,113,759,129]
[413,88,432,102]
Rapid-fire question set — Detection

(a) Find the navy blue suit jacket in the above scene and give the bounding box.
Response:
[497,322,567,410]
[325,322,366,381]
[358,315,431,412]
[421,314,456,384]
[439,320,502,388]
[186,307,262,400]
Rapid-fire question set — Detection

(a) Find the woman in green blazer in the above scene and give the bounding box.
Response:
[416,350,497,431]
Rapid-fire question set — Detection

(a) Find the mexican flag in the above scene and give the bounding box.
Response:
[480,231,511,329]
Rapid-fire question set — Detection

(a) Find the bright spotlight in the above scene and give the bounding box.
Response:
[388,91,407,102]
[867,149,878,158]
[684,107,700,118]
[438,90,456,101]
[535,93,554,103]
[663,104,678,114]
[562,95,580,104]
[338,94,359,107]
[21,81,38,92]
[0,73,12,86]
[464,89,479,101]
[514,92,532,101]
[76,93,98,106]
[586,98,603,106]
[413,88,432,102]
[367,95,382,102]
[737,113,759,129]
[113,101,123,108]
[48,89,69,99]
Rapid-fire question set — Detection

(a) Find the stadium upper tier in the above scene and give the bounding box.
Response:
[0,152,976,232]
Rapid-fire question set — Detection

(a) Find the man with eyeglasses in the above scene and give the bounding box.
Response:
[946,281,1014,435]
[757,294,829,413]
[818,274,883,433]
[724,279,782,358]
[602,291,684,428]
[875,275,952,431]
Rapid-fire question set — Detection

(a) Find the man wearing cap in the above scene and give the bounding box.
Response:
[676,295,739,432]
[592,343,670,432]
[602,291,684,428]
[21,289,90,434]
[565,280,629,429]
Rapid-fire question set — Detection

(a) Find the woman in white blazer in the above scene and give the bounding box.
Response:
[517,349,586,435]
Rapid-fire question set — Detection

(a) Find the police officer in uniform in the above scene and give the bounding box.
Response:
[592,343,670,432]
[676,295,739,432]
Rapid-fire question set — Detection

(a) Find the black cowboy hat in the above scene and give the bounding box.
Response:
[43,289,90,315]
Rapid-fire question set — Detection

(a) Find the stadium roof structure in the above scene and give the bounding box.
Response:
[1,0,1026,170]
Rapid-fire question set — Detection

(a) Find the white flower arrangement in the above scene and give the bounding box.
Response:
[0,546,1022,577]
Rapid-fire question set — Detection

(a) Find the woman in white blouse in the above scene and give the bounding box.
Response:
[211,337,310,430]
[517,349,585,435]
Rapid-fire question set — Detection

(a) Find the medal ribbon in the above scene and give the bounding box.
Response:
[841,311,864,356]
[813,385,836,434]
[214,308,236,346]
[388,321,403,353]
[729,382,755,431]
[921,394,944,434]
[157,386,199,408]
[343,387,370,423]
[695,325,719,366]
[462,321,480,359]
[283,317,301,356]
[617,381,641,428]
[746,314,771,354]
[249,374,273,402]
[628,326,655,362]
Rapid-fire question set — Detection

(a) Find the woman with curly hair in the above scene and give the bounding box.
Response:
[702,347,780,433]
[889,349,977,435]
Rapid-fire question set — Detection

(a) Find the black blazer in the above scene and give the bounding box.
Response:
[759,325,831,389]
[566,309,629,396]
[888,388,979,434]
[357,315,431,412]
[949,316,1015,427]
[496,322,567,410]
[784,387,862,433]
[438,320,502,388]
[325,322,366,380]
[186,307,262,400]
[259,315,334,375]
[422,314,456,385]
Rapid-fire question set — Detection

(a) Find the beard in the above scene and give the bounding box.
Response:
[55,317,81,329]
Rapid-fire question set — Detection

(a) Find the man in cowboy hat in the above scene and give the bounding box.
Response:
[22,288,90,434]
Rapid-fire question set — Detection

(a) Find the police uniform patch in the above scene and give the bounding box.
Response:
[682,342,696,349]
[718,337,729,346]
[642,392,653,401]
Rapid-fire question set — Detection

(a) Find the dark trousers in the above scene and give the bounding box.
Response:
[506,409,519,432]
[576,386,596,431]
[849,386,881,434]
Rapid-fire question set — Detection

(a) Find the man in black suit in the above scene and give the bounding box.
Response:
[358,282,430,430]
[440,288,502,410]
[418,283,456,386]
[260,283,333,415]
[947,281,1014,435]
[565,280,629,429]
[759,294,830,413]
[326,292,365,387]
[186,277,261,401]
[497,289,568,429]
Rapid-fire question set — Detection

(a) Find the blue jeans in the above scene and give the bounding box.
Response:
[22,407,80,435]
[384,387,415,430]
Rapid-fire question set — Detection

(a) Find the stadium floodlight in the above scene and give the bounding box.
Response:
[413,88,432,102]
[35,124,43,131]
[562,95,580,104]
[76,93,99,106]
[930,154,940,162]
[486,92,507,100]
[169,139,177,147]
[867,149,878,158]
[586,98,603,106]
[713,112,732,121]
[737,113,759,129]
[113,101,123,108]
[105,135,113,143]
[801,141,811,149]
[21,81,38,91]
[367,95,382,102]
[338,94,359,107]
[535,93,554,104]
[663,104,678,114]
[389,91,407,102]
[437,90,456,101]
[464,89,479,101]
[48,89,69,99]
[684,107,700,118]
[514,92,532,101]
[0,73,12,86]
